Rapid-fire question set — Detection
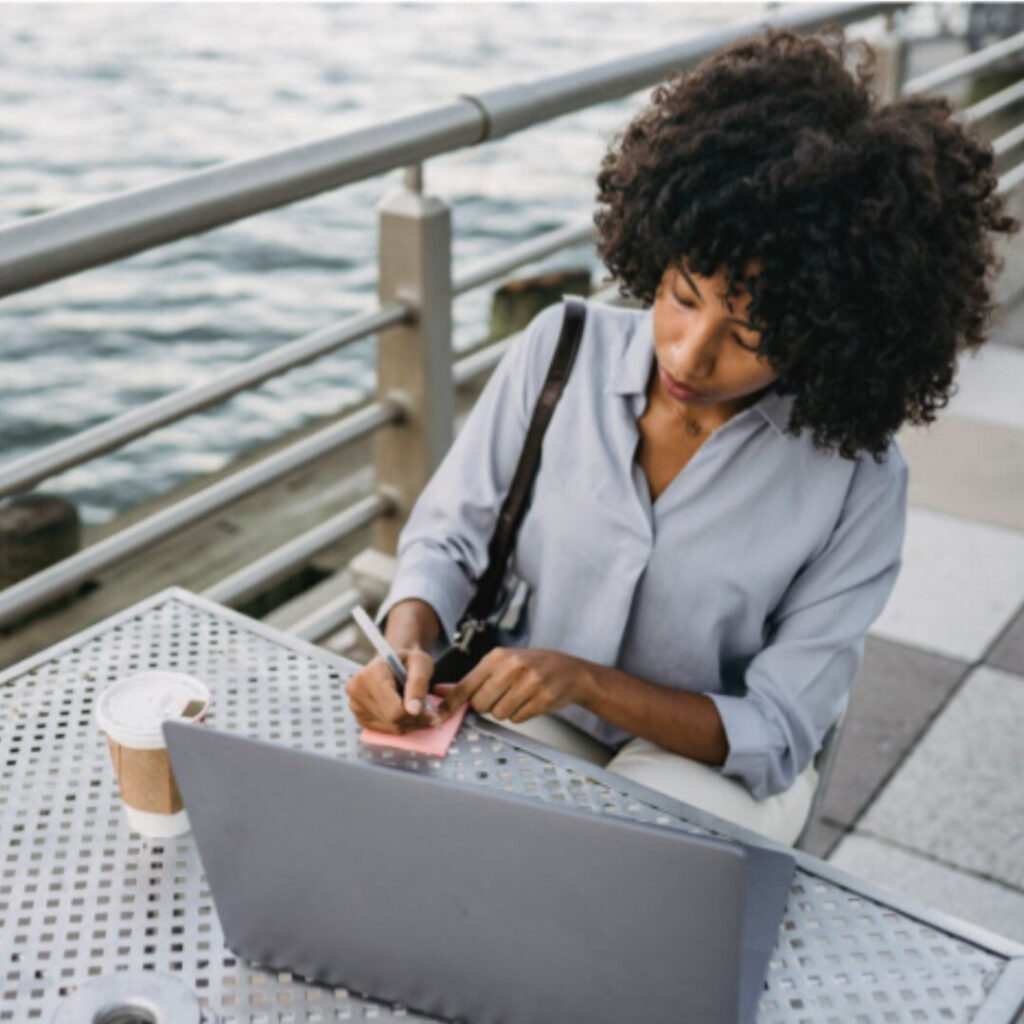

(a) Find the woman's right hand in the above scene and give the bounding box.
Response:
[344,646,441,734]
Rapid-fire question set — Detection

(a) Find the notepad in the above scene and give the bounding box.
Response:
[358,694,468,757]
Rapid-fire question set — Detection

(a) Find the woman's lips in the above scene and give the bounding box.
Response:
[659,366,705,401]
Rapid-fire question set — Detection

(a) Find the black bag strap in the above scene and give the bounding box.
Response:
[463,296,587,623]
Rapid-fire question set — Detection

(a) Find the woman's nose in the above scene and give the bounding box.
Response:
[668,322,720,378]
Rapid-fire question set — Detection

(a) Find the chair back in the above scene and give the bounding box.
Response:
[793,705,849,851]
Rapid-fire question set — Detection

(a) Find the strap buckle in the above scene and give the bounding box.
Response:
[452,616,487,653]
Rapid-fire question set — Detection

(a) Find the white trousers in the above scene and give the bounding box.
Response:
[479,711,818,847]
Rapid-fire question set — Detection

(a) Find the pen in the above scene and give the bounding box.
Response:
[351,605,410,698]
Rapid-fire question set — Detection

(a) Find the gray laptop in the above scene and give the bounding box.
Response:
[163,719,794,1024]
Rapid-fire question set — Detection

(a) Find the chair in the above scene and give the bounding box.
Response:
[793,705,848,852]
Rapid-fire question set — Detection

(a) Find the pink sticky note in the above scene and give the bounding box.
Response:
[358,694,468,757]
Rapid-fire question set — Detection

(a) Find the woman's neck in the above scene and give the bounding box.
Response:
[644,365,773,438]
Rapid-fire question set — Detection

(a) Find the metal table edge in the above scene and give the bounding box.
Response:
[0,585,210,688]
[0,584,363,691]
[970,959,1024,1024]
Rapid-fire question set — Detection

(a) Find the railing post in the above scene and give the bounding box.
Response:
[873,12,907,104]
[372,164,454,557]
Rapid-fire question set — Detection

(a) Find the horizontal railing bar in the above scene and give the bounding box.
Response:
[452,284,635,386]
[998,156,1024,194]
[288,586,363,644]
[0,212,601,497]
[0,213,595,496]
[0,400,401,629]
[0,2,894,300]
[0,301,409,500]
[960,76,1024,123]
[452,218,597,295]
[903,28,1024,95]
[992,119,1024,157]
[202,493,391,607]
[454,337,511,387]
[0,104,485,300]
[466,3,897,142]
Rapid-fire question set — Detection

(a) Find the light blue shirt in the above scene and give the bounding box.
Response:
[377,298,909,799]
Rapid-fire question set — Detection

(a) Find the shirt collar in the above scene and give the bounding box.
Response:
[606,306,793,437]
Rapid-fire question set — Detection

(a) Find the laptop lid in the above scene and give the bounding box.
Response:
[164,720,793,1024]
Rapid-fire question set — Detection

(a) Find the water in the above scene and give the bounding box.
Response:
[4,0,900,525]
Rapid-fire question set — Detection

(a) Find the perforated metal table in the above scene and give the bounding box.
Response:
[3,586,1024,1023]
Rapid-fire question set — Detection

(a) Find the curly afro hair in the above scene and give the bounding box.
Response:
[594,23,1019,461]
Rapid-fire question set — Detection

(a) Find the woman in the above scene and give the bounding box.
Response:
[345,25,1018,844]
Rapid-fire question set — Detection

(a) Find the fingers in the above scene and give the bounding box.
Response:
[468,672,521,717]
[401,648,435,717]
[490,685,535,722]
[435,650,531,721]
[350,698,437,734]
[344,652,438,733]
[508,696,547,724]
[436,650,503,715]
[436,671,485,719]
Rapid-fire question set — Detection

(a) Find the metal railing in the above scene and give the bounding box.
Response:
[2,1,1024,637]
[0,402,400,625]
[202,493,391,608]
[902,25,1024,95]
[0,3,891,301]
[0,302,411,499]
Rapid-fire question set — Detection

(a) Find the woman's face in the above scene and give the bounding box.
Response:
[650,258,778,420]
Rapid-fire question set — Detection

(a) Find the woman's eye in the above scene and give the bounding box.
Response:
[672,290,761,352]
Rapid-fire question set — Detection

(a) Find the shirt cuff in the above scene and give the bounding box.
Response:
[705,692,788,801]
[374,547,478,651]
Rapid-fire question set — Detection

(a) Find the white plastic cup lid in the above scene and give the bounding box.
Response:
[96,671,211,750]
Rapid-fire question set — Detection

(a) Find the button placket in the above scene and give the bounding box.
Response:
[646,406,762,521]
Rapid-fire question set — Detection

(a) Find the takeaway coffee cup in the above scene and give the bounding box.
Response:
[95,670,211,838]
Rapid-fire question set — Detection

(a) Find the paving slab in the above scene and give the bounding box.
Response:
[869,506,1024,662]
[989,601,1024,677]
[857,664,1024,890]
[819,635,966,827]
[828,834,1024,945]
[896,413,1024,532]
[944,342,1024,431]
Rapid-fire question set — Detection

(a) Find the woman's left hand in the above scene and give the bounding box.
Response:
[435,647,593,724]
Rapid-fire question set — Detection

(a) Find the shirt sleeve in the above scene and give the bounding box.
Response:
[374,302,567,651]
[706,446,910,800]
